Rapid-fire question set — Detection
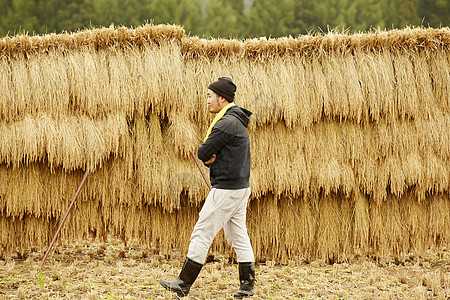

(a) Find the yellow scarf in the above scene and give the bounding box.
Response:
[204,102,236,142]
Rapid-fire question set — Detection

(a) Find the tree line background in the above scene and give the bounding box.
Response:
[0,0,448,38]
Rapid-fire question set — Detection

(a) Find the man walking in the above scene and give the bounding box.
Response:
[160,77,255,298]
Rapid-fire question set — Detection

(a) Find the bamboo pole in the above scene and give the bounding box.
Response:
[190,150,211,191]
[39,168,90,269]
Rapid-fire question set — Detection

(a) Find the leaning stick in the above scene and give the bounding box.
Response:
[189,150,212,191]
[39,168,90,270]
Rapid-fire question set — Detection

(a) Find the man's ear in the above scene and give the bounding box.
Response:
[219,96,229,104]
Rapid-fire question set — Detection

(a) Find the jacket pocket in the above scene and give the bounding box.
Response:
[210,160,222,180]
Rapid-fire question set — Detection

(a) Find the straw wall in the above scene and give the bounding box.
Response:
[0,24,449,263]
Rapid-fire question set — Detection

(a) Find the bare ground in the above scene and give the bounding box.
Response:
[1,239,448,299]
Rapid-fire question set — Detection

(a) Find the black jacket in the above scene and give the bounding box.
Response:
[197,105,252,189]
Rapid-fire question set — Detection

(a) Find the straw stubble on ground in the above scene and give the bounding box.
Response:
[0,239,448,299]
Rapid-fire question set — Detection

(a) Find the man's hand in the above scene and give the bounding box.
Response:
[205,154,216,165]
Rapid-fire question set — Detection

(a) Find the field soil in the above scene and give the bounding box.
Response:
[1,238,448,299]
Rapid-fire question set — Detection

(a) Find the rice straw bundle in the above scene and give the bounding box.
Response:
[352,191,370,254]
[66,50,111,118]
[164,112,201,159]
[428,51,449,113]
[0,24,448,262]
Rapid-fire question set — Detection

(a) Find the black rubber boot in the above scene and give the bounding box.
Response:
[231,262,255,298]
[159,257,203,297]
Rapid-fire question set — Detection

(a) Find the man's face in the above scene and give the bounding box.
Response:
[207,89,226,113]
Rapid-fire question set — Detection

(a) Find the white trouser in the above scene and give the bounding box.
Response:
[187,187,254,264]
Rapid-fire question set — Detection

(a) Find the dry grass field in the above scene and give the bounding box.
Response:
[1,238,448,299]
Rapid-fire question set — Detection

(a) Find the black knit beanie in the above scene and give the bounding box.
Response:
[208,77,236,102]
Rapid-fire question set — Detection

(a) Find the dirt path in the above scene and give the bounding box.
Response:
[1,240,448,299]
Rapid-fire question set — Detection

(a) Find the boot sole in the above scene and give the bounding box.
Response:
[231,291,254,298]
[159,279,187,297]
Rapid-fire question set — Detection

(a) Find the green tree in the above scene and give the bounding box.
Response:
[54,0,95,32]
[90,0,145,28]
[290,0,318,34]
[0,0,95,35]
[352,0,386,31]
[292,0,406,34]
[90,0,120,27]
[0,0,447,39]
[308,0,360,32]
[418,0,449,27]
[0,0,40,35]
[243,0,297,37]
[148,0,203,36]
[382,0,421,29]
[204,0,245,38]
